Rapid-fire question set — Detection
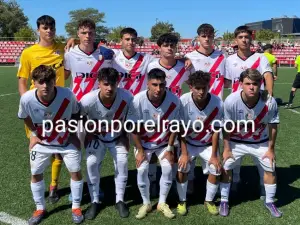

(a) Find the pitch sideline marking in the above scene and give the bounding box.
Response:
[0,212,27,225]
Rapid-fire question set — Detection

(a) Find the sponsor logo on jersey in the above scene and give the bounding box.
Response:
[87,60,93,66]
[245,113,254,120]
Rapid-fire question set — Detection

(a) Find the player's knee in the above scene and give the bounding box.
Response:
[160,160,172,179]
[208,164,220,176]
[223,158,236,171]
[261,158,275,173]
[86,153,99,167]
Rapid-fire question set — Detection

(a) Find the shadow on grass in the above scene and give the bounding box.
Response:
[44,164,300,215]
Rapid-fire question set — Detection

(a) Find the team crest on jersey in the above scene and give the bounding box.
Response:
[241,66,248,70]
[204,62,211,67]
[245,113,254,120]
[196,115,206,121]
[153,113,159,119]
[87,60,93,66]
[125,61,133,69]
[44,112,53,118]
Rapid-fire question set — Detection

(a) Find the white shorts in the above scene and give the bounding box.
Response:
[134,145,168,167]
[85,138,128,162]
[30,144,81,175]
[223,141,275,172]
[178,144,220,176]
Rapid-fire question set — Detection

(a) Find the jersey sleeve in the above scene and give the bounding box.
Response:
[260,55,273,75]
[17,50,31,79]
[214,101,224,128]
[64,51,71,71]
[127,97,141,122]
[18,95,28,119]
[70,91,80,114]
[224,58,231,80]
[268,98,279,124]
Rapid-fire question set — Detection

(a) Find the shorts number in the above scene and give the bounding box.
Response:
[31,151,37,161]
[88,140,100,149]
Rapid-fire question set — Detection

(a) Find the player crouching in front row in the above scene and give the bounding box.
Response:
[219,68,282,218]
[176,71,223,216]
[18,65,84,224]
[128,68,182,219]
[79,68,133,219]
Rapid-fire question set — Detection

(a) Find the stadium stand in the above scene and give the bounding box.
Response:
[0,40,299,66]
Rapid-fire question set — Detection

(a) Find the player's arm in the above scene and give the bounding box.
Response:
[263,71,274,96]
[222,101,234,162]
[17,51,31,96]
[273,57,278,78]
[224,78,231,88]
[210,128,222,174]
[177,125,189,170]
[131,131,146,168]
[64,70,71,80]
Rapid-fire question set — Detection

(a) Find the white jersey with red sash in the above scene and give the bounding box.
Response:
[64,45,112,101]
[18,87,80,148]
[180,93,223,147]
[224,90,279,144]
[127,90,181,149]
[146,59,190,97]
[112,49,154,95]
[79,88,133,142]
[185,50,226,99]
[225,53,272,93]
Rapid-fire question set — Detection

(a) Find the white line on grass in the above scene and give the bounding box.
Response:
[288,109,300,115]
[0,212,27,225]
[0,92,18,97]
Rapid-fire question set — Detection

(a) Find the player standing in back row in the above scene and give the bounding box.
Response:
[224,26,274,196]
[184,23,226,195]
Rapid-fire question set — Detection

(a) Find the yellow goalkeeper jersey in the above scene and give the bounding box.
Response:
[17,42,65,89]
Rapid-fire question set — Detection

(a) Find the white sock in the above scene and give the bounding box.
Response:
[148,163,157,183]
[205,180,219,202]
[159,160,172,204]
[265,183,276,203]
[31,180,46,210]
[86,156,100,203]
[71,179,83,209]
[137,163,150,204]
[220,182,231,202]
[114,154,128,203]
[176,181,187,202]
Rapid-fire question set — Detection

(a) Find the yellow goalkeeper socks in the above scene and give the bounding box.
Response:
[51,158,62,187]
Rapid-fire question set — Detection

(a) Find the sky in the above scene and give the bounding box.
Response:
[17,0,300,38]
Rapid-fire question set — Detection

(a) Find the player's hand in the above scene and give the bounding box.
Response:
[135,150,146,168]
[64,38,75,52]
[184,58,192,70]
[162,151,174,165]
[223,149,234,164]
[68,135,81,150]
[29,136,42,150]
[178,153,189,171]
[84,133,96,148]
[209,156,222,174]
[273,75,278,81]
[99,46,114,60]
[262,150,276,171]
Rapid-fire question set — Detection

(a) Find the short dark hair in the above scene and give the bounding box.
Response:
[77,18,96,30]
[97,67,119,85]
[197,23,215,36]
[263,44,273,51]
[157,33,178,47]
[120,27,138,38]
[36,15,55,29]
[147,68,166,81]
[32,65,56,83]
[239,68,262,83]
[187,70,211,87]
[234,25,252,37]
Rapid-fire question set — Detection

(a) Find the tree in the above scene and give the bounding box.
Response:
[255,29,279,41]
[65,8,109,40]
[14,26,36,41]
[222,31,235,41]
[106,26,126,42]
[150,21,180,42]
[0,0,28,39]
